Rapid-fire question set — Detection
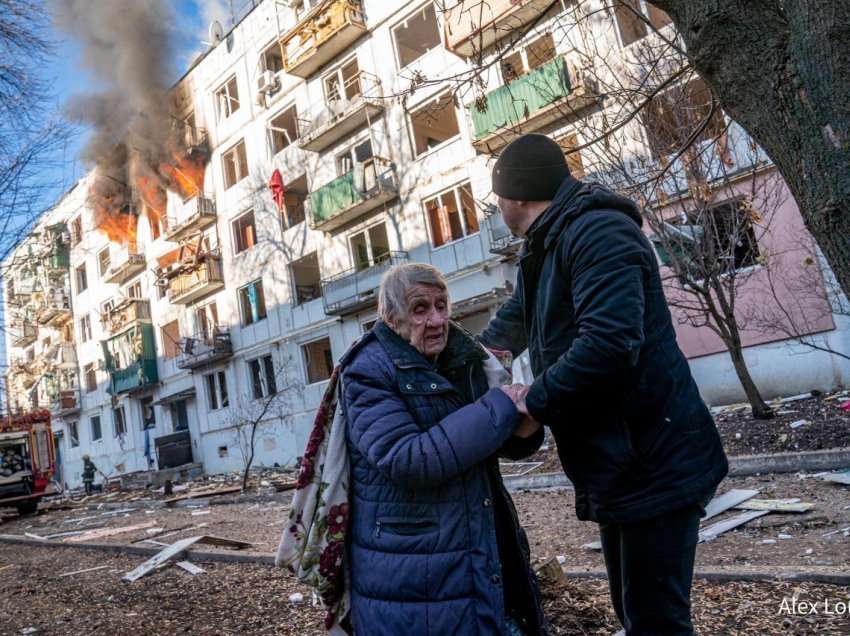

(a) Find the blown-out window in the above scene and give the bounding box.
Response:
[424,182,480,248]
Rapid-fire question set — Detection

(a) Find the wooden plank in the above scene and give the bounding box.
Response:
[734,499,814,513]
[59,565,111,578]
[24,532,46,541]
[195,535,252,550]
[699,510,769,543]
[176,560,205,575]
[161,486,242,506]
[123,536,203,582]
[153,523,208,541]
[0,564,16,573]
[64,520,157,543]
[822,470,850,486]
[702,489,759,521]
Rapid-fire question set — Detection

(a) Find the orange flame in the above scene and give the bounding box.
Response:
[95,207,138,246]
[163,151,206,200]
[96,148,208,246]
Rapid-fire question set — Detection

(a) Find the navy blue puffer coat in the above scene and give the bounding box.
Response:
[340,321,547,636]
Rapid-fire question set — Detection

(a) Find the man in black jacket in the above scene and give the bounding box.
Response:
[480,134,728,635]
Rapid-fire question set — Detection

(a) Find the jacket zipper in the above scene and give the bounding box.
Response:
[374,521,381,538]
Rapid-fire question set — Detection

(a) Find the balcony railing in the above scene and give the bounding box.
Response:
[469,56,596,153]
[278,0,367,78]
[103,323,159,395]
[309,157,398,232]
[167,256,225,305]
[321,251,409,315]
[11,322,37,348]
[51,388,81,417]
[298,71,384,152]
[177,327,233,370]
[35,293,72,326]
[104,246,146,285]
[164,195,217,242]
[444,0,555,57]
[487,214,523,257]
[101,297,152,336]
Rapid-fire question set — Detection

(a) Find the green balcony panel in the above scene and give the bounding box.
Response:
[102,323,159,395]
[471,56,571,139]
[49,244,70,270]
[310,171,363,225]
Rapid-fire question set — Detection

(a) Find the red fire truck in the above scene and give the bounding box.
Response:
[0,409,58,515]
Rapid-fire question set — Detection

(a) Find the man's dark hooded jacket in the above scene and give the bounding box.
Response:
[481,176,728,523]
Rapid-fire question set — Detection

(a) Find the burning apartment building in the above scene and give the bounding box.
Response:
[4,0,849,488]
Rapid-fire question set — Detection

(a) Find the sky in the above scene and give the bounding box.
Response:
[41,0,236,205]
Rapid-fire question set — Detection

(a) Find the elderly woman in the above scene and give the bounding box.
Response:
[340,263,547,635]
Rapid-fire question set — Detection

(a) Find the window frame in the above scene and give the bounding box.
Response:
[268,103,300,155]
[407,90,462,159]
[423,181,480,249]
[348,222,391,271]
[75,263,88,294]
[113,406,127,437]
[84,362,97,393]
[611,0,672,48]
[97,248,111,278]
[222,139,249,189]
[289,251,322,306]
[231,209,257,254]
[248,354,278,400]
[391,2,443,70]
[215,75,241,121]
[238,279,267,326]
[68,421,80,447]
[204,370,229,411]
[79,314,92,343]
[90,415,102,442]
[301,336,334,385]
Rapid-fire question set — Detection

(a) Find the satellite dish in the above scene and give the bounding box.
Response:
[209,21,225,45]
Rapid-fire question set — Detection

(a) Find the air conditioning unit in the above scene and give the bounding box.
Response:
[258,70,279,95]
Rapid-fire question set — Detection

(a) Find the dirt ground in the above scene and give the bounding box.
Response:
[1,473,848,574]
[0,543,848,635]
[522,391,850,471]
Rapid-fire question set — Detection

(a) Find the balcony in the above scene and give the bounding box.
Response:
[102,323,159,395]
[104,247,146,285]
[177,328,233,370]
[487,214,523,257]
[35,293,72,327]
[309,157,398,232]
[469,56,597,154]
[298,72,384,152]
[163,195,217,243]
[444,0,556,57]
[101,297,152,337]
[321,251,409,316]
[52,389,81,417]
[11,322,37,348]
[278,0,367,78]
[167,256,225,305]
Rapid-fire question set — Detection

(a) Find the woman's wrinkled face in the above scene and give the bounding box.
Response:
[394,284,450,358]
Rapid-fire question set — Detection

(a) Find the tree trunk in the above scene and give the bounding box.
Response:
[650,1,850,297]
[725,333,775,420]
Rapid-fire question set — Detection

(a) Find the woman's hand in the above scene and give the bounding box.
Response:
[500,383,531,415]
[513,415,541,438]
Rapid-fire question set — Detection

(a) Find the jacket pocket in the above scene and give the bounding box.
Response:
[375,516,439,538]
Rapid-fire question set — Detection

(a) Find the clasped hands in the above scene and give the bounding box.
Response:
[499,383,541,438]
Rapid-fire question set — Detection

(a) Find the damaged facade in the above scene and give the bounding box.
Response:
[4,0,849,488]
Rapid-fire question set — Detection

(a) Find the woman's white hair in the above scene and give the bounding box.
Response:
[378,263,449,325]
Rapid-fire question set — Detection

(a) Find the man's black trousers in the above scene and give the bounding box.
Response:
[599,504,702,635]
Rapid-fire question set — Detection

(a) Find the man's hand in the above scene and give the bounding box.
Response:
[499,383,532,415]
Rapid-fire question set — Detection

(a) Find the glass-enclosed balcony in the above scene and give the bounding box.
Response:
[167,255,224,305]
[177,327,233,370]
[278,0,367,78]
[104,245,146,285]
[102,323,158,395]
[11,322,37,348]
[101,297,151,337]
[444,0,556,57]
[35,290,72,327]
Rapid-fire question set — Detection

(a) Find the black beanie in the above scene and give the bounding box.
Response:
[491,133,571,201]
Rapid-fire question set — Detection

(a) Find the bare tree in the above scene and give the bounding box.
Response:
[0,0,73,259]
[222,351,304,492]
[430,0,850,308]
